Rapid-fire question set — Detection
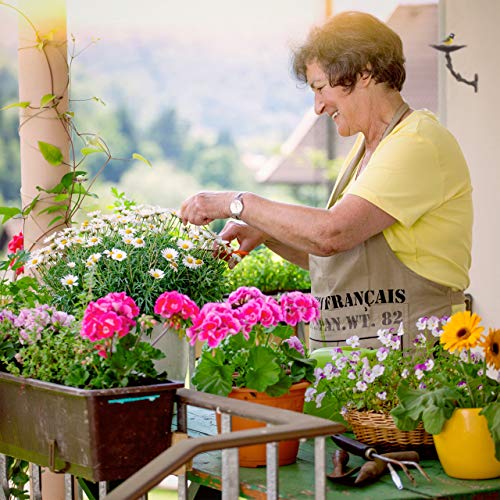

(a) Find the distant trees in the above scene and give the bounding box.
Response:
[0,65,21,203]
[0,54,255,210]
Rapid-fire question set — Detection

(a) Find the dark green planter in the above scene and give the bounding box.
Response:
[0,372,183,481]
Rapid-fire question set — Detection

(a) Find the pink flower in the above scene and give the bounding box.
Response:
[227,286,264,306]
[283,335,305,356]
[187,302,241,348]
[154,291,199,330]
[81,292,139,344]
[280,292,320,326]
[259,296,282,327]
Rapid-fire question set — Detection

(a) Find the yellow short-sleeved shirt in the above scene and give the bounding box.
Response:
[338,110,473,291]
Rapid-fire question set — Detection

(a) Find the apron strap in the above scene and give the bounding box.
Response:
[327,101,410,208]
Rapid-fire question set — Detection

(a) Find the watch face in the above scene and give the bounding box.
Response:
[230,199,243,217]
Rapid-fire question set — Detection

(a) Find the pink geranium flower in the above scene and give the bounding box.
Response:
[186,302,241,348]
[154,290,199,330]
[280,291,320,326]
[81,292,139,346]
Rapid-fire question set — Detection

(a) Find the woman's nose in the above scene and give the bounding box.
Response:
[314,94,325,115]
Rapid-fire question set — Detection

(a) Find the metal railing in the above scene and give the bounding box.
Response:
[0,388,345,499]
[105,388,345,500]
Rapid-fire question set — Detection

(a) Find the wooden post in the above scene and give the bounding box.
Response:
[18,4,69,496]
[18,0,70,251]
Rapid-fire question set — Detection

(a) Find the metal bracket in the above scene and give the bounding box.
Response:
[49,439,70,474]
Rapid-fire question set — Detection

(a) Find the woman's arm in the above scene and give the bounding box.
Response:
[180,190,396,257]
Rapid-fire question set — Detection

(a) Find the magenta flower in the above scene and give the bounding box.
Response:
[280,291,320,326]
[186,302,241,348]
[227,286,265,306]
[154,290,199,330]
[81,292,139,344]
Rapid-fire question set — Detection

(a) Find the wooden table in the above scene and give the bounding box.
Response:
[184,407,500,499]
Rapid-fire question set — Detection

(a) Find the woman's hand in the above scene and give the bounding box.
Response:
[180,191,234,226]
[218,220,268,255]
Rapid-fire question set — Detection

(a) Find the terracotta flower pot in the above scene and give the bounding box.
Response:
[433,408,500,479]
[217,381,309,467]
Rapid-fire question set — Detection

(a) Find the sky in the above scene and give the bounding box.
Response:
[1,1,435,48]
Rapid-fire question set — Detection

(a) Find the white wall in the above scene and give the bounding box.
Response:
[441,0,500,326]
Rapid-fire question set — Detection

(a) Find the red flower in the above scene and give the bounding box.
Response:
[7,231,24,275]
[7,232,23,253]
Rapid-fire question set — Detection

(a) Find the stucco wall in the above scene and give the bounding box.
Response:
[441,0,500,326]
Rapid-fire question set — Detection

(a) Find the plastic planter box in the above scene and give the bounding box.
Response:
[0,372,183,481]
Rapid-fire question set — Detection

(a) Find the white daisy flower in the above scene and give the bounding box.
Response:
[161,248,179,261]
[86,236,102,247]
[148,268,165,279]
[55,237,72,249]
[169,262,178,272]
[177,238,194,251]
[183,254,201,269]
[122,236,134,245]
[110,248,127,261]
[85,253,102,266]
[67,262,76,268]
[60,274,79,287]
[132,237,146,248]
[43,233,57,243]
[119,227,136,237]
[26,254,44,269]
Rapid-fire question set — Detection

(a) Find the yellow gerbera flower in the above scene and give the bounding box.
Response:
[482,328,500,370]
[440,311,484,352]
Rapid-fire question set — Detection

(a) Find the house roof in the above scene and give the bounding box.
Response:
[257,3,438,185]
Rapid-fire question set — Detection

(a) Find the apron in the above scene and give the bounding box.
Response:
[309,103,464,350]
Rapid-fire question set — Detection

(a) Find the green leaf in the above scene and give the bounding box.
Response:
[192,349,234,396]
[132,153,152,167]
[0,206,22,224]
[81,146,104,156]
[244,346,281,393]
[265,372,292,397]
[1,101,30,111]
[22,195,40,217]
[53,193,69,202]
[481,402,500,461]
[40,94,56,107]
[38,204,66,215]
[48,215,64,227]
[38,141,63,166]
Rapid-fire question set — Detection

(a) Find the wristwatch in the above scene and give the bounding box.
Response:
[229,191,246,220]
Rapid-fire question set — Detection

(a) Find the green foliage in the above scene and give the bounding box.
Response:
[192,326,315,398]
[0,307,167,390]
[225,246,310,294]
[391,382,458,434]
[5,456,29,500]
[481,403,500,460]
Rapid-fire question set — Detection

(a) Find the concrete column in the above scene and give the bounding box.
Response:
[18,0,70,251]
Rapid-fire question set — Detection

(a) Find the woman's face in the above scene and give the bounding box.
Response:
[306,60,363,137]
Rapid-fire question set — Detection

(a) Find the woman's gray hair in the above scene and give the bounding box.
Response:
[292,11,406,92]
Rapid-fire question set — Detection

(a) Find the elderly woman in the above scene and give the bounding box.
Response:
[180,11,472,349]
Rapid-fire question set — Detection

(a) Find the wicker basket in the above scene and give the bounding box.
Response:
[345,410,434,452]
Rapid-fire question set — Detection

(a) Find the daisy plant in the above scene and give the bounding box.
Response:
[25,193,231,315]
[155,286,320,397]
[391,311,500,460]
